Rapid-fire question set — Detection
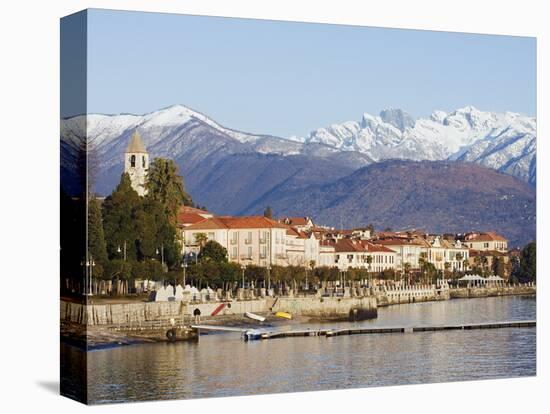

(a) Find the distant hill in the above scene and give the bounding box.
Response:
[240,160,535,247]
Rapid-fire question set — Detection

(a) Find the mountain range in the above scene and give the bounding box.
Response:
[60,104,537,246]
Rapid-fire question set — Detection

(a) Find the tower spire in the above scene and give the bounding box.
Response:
[124,130,149,196]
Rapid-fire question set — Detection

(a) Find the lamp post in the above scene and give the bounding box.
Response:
[241,264,247,289]
[266,265,271,293]
[181,261,188,286]
[81,256,95,296]
[156,243,165,268]
[117,241,127,261]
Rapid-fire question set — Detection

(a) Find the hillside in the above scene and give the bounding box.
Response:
[240,160,536,247]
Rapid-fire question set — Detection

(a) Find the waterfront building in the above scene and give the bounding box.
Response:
[327,239,396,272]
[284,227,320,267]
[424,236,470,272]
[468,249,511,279]
[183,216,289,267]
[124,131,149,196]
[376,237,425,271]
[463,232,508,252]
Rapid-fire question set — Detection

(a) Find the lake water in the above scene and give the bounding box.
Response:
[61,296,536,404]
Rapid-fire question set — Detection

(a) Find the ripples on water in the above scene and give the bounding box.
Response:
[61,296,536,404]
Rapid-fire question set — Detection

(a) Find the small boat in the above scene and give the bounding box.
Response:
[244,311,266,322]
[275,311,292,320]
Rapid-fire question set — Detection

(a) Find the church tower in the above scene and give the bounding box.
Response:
[124,130,149,196]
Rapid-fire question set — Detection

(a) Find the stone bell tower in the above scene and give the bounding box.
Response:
[124,130,149,196]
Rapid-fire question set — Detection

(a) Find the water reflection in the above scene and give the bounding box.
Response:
[63,296,536,404]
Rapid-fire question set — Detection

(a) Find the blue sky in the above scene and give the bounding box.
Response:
[86,9,536,138]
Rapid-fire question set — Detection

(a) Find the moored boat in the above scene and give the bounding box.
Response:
[244,311,266,322]
[275,311,292,319]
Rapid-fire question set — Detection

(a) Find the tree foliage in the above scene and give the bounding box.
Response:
[516,241,536,282]
[102,173,181,273]
[146,157,193,222]
[263,206,273,219]
[199,240,228,263]
[88,196,108,265]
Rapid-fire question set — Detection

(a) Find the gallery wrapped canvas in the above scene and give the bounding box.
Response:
[60,9,536,405]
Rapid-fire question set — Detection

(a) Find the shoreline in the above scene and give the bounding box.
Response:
[61,290,535,350]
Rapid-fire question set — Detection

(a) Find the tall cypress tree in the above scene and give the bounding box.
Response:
[88,196,108,265]
[146,158,193,223]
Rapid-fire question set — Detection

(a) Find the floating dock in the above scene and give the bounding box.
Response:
[262,320,536,340]
[193,320,535,342]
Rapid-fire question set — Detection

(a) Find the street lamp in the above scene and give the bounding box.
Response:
[266,265,271,293]
[156,243,164,268]
[181,261,188,286]
[81,256,95,296]
[241,264,247,289]
[117,241,127,261]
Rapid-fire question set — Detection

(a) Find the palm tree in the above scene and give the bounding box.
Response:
[419,252,428,284]
[194,233,208,249]
[366,255,373,286]
[444,261,451,278]
[403,262,411,285]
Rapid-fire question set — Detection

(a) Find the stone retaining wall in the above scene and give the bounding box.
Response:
[61,295,377,326]
[450,284,536,299]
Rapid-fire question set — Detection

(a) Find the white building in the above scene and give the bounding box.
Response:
[183,216,289,267]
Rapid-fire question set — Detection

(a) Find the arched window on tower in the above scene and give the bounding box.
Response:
[142,156,146,168]
[130,155,136,168]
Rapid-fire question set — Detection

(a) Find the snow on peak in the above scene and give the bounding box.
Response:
[379,108,415,132]
[305,107,536,177]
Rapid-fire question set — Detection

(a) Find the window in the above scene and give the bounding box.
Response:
[130,155,136,167]
[247,246,252,258]
[232,247,237,259]
[142,156,146,168]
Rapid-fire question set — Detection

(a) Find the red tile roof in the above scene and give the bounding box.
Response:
[177,205,213,216]
[185,216,288,230]
[465,232,507,242]
[326,239,395,253]
[176,213,208,226]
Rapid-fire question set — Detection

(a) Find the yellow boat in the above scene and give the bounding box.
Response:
[275,311,292,320]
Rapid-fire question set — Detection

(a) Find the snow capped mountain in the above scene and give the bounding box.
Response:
[303,106,536,184]
[61,104,536,191]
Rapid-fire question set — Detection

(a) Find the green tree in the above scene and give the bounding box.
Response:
[88,196,108,266]
[102,173,142,261]
[199,240,228,263]
[492,256,506,277]
[194,232,208,248]
[516,242,536,282]
[146,158,193,222]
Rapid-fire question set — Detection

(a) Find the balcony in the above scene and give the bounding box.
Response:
[240,254,253,260]
[244,239,252,245]
[259,238,267,244]
[230,239,237,245]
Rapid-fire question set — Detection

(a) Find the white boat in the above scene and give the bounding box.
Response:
[244,311,266,322]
